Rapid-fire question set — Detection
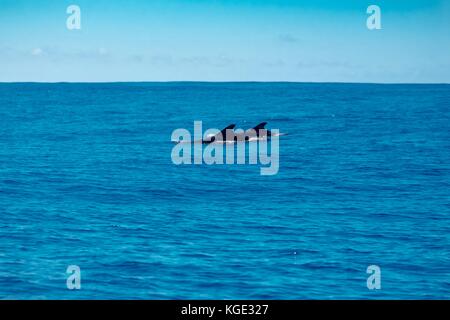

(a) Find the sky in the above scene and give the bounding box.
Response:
[0,0,449,82]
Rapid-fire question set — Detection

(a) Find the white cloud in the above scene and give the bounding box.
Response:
[98,48,108,56]
[31,48,43,56]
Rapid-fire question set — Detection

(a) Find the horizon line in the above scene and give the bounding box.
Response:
[1,81,449,85]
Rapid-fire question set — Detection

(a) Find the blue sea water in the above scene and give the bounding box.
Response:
[0,82,449,299]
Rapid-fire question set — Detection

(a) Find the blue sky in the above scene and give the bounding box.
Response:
[0,0,449,82]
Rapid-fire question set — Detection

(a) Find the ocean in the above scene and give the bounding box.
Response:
[0,82,449,299]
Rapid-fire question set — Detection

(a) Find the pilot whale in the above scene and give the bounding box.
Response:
[174,122,286,144]
[171,121,282,175]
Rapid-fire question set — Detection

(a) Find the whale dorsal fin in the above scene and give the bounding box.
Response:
[220,124,236,135]
[252,122,267,130]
